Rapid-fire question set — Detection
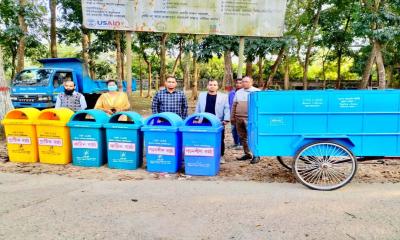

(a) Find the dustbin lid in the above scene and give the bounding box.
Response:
[35,108,74,126]
[67,109,109,128]
[141,112,183,132]
[179,113,223,133]
[103,111,143,130]
[1,108,41,125]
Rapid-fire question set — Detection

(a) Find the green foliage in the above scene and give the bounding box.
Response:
[58,0,83,45]
[199,56,225,80]
[198,35,239,62]
[0,0,47,78]
[245,38,286,62]
[133,32,162,76]
[92,61,113,79]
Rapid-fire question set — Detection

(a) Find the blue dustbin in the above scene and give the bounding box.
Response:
[103,112,143,170]
[67,110,109,167]
[141,113,183,173]
[180,113,223,176]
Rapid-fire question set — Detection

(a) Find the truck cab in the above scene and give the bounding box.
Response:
[11,67,79,108]
[10,58,138,109]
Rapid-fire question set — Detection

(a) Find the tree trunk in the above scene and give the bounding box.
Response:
[16,0,28,73]
[223,50,233,91]
[360,0,385,89]
[120,32,125,80]
[86,32,95,79]
[387,65,393,88]
[265,46,285,89]
[257,56,263,87]
[192,55,199,100]
[144,58,152,98]
[322,56,327,89]
[191,36,198,100]
[49,0,57,58]
[336,52,342,89]
[375,41,386,89]
[284,56,290,90]
[336,15,351,89]
[139,54,143,97]
[11,53,17,80]
[171,39,183,76]
[171,55,181,76]
[125,31,133,95]
[160,33,168,84]
[245,59,253,77]
[155,74,160,91]
[237,37,245,79]
[0,47,13,133]
[115,31,123,88]
[302,4,322,90]
[121,51,125,81]
[82,28,90,74]
[89,59,96,79]
[360,43,377,89]
[182,52,191,91]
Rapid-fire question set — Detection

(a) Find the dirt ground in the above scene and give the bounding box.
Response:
[1,125,400,185]
[1,94,399,184]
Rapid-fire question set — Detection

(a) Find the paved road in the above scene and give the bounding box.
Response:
[0,173,399,240]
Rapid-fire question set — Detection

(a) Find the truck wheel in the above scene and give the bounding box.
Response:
[292,141,357,191]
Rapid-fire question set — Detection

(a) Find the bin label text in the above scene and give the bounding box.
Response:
[72,140,98,149]
[108,142,136,152]
[38,138,63,147]
[184,147,214,157]
[148,146,175,156]
[7,136,31,145]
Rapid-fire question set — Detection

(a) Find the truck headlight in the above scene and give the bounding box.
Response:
[10,95,18,101]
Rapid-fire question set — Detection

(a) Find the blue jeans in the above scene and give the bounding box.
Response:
[231,124,241,145]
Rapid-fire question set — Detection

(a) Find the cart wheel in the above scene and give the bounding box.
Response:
[292,141,357,191]
[276,156,293,170]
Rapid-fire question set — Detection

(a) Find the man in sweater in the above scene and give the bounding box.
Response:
[231,76,261,164]
[195,79,230,163]
[55,80,87,111]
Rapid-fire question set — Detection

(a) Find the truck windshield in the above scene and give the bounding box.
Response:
[13,69,53,87]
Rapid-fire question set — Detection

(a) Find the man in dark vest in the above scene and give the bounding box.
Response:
[55,80,87,111]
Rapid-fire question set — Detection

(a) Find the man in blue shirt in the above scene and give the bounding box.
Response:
[228,78,242,149]
[152,76,188,119]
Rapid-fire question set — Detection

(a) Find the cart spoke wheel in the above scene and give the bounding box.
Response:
[276,156,293,170]
[293,142,357,191]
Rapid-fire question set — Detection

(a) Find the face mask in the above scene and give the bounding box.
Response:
[64,89,74,95]
[108,85,118,92]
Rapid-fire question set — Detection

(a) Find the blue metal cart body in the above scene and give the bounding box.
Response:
[248,90,400,190]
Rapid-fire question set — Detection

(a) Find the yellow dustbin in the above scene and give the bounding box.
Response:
[35,108,74,164]
[1,108,41,163]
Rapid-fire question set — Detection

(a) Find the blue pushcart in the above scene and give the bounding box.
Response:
[248,90,400,190]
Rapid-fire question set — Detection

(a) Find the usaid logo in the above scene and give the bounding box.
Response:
[96,20,122,27]
[87,19,97,27]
